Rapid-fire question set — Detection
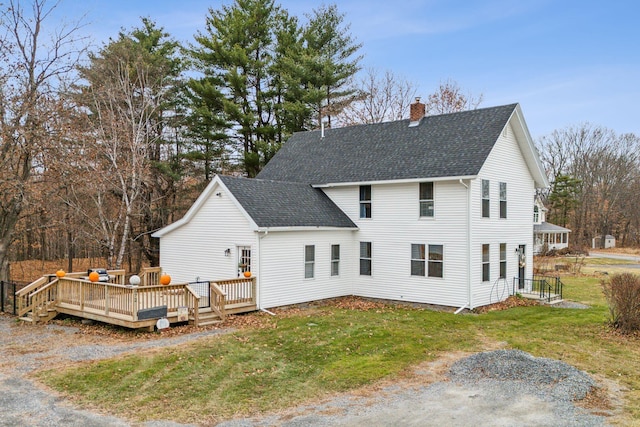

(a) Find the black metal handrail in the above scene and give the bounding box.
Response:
[512,275,563,303]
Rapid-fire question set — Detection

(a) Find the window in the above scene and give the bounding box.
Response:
[482,180,490,218]
[419,182,434,217]
[428,244,444,278]
[411,244,425,276]
[331,244,340,276]
[304,245,315,279]
[359,185,372,218]
[533,205,539,223]
[360,242,372,275]
[482,244,490,281]
[499,243,507,279]
[499,182,507,219]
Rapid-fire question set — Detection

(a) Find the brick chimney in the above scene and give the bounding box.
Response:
[409,97,425,124]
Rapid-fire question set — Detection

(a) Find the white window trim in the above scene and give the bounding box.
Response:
[482,244,490,282]
[419,182,435,219]
[482,180,490,218]
[304,245,315,279]
[360,241,372,276]
[410,243,426,277]
[428,244,444,279]
[499,182,507,219]
[499,243,507,279]
[331,244,340,277]
[359,185,372,219]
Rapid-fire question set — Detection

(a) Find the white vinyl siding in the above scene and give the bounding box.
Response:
[471,121,536,308]
[323,181,469,307]
[158,182,257,284]
[258,230,355,308]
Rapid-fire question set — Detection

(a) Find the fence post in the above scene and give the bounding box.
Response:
[13,282,17,315]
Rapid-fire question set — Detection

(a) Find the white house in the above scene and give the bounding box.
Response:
[153,101,549,310]
[533,198,571,254]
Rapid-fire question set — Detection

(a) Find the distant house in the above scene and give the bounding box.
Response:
[592,235,616,249]
[153,101,549,310]
[533,198,571,254]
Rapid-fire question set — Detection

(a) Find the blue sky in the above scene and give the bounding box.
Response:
[53,0,640,140]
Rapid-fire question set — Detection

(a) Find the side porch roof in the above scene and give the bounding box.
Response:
[534,222,571,233]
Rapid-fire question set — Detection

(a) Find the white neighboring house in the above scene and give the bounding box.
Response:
[153,101,549,310]
[533,198,571,254]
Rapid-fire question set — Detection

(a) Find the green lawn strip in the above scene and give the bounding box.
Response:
[584,257,637,266]
[38,306,479,424]
[38,275,640,424]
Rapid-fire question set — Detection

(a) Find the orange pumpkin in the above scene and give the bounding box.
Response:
[56,269,66,278]
[88,271,100,282]
[243,271,252,278]
[160,274,171,285]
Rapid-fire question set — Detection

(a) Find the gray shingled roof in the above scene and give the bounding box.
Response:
[534,222,571,233]
[219,175,356,228]
[257,104,518,184]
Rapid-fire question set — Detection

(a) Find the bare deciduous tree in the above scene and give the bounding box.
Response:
[336,68,417,126]
[425,79,483,115]
[0,0,84,281]
[537,124,640,247]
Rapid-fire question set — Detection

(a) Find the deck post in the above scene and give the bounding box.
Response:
[132,287,138,321]
[80,281,84,311]
[104,285,109,315]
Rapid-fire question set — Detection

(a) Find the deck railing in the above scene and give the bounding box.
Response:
[139,267,162,287]
[16,271,257,327]
[57,279,198,320]
[215,277,256,306]
[210,282,226,320]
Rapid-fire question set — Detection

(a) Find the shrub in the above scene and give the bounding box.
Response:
[602,273,640,333]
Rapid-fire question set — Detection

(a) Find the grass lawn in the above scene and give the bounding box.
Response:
[38,275,640,425]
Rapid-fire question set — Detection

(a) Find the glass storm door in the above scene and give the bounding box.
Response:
[238,246,252,277]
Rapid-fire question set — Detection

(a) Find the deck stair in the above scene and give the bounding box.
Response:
[193,310,224,327]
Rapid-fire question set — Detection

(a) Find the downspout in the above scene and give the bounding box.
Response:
[455,178,472,314]
[257,229,269,310]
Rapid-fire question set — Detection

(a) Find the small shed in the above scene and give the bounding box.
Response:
[592,235,616,249]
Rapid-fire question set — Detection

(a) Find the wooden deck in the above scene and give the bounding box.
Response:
[16,269,257,330]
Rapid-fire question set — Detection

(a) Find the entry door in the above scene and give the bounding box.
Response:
[237,246,252,277]
[518,245,526,290]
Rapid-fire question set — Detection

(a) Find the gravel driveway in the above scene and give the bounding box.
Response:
[0,315,613,426]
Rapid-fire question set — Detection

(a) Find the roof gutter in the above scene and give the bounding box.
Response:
[313,175,478,189]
